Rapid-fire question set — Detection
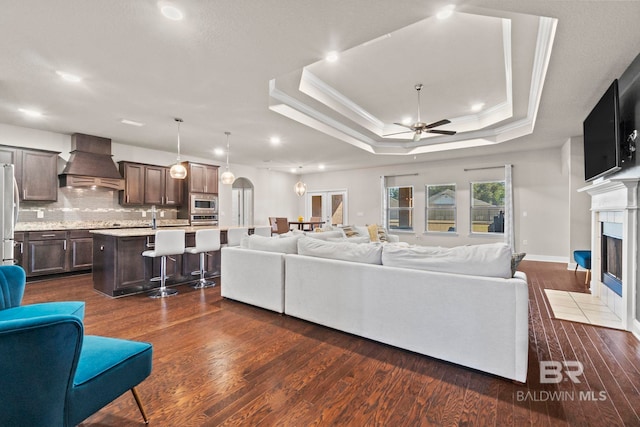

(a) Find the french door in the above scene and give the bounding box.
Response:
[305,190,348,227]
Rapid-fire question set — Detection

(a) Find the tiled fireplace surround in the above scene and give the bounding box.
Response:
[580,178,640,338]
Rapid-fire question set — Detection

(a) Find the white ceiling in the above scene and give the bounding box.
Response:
[1,0,639,175]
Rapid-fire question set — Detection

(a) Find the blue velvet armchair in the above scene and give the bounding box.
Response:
[0,265,153,426]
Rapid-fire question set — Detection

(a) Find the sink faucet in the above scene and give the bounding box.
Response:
[151,205,157,230]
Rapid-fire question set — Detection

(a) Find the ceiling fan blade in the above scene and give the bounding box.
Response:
[425,119,451,129]
[383,130,413,137]
[413,131,421,142]
[426,129,457,136]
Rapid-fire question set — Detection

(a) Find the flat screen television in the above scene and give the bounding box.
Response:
[583,79,621,181]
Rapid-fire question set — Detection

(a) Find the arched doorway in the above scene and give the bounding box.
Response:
[231,177,254,226]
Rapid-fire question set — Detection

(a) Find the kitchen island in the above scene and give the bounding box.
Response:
[91,226,253,297]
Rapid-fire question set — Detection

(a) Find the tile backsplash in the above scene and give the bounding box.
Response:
[18,187,177,224]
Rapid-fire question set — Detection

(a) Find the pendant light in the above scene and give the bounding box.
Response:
[294,166,306,196]
[220,131,235,185]
[169,118,187,179]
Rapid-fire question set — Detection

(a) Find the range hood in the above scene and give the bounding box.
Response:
[58,133,125,190]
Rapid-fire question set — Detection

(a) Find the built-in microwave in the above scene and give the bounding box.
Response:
[190,193,217,214]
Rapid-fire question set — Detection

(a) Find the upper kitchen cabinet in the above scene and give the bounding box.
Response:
[144,165,184,206]
[119,161,184,206]
[0,145,59,201]
[19,150,59,201]
[188,163,218,194]
[119,162,145,205]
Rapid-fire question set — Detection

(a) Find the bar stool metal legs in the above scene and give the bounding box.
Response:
[185,229,221,290]
[149,255,179,298]
[192,252,216,289]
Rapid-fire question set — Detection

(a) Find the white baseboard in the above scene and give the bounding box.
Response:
[567,262,588,271]
[524,254,569,264]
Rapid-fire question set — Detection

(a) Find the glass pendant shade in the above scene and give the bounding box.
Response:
[169,163,187,179]
[220,170,235,185]
[294,181,307,196]
[221,131,234,185]
[171,118,187,179]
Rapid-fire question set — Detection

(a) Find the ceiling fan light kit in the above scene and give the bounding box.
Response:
[383,83,457,140]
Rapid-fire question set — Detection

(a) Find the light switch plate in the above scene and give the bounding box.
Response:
[36,210,44,219]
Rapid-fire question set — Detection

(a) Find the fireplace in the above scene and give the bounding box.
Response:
[579,177,640,336]
[601,223,623,296]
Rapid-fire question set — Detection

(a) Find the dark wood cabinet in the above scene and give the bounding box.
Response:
[26,231,68,276]
[19,150,58,201]
[18,230,93,277]
[119,162,145,205]
[189,163,218,194]
[69,230,93,271]
[0,145,59,202]
[13,232,24,268]
[119,161,184,206]
[164,170,183,206]
[144,165,164,205]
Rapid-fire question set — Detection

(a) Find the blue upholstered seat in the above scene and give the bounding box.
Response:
[574,250,592,270]
[0,265,153,426]
[573,250,592,286]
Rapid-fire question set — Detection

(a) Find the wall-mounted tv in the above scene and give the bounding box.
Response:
[583,79,621,181]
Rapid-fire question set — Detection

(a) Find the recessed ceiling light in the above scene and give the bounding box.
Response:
[270,136,281,145]
[290,168,297,173]
[436,4,455,20]
[18,108,42,118]
[471,102,485,112]
[325,51,339,62]
[160,4,184,20]
[318,164,326,170]
[120,119,144,127]
[402,116,413,125]
[56,71,82,83]
[214,148,225,156]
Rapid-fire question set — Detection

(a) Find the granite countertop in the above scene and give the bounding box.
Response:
[89,225,253,237]
[15,219,191,232]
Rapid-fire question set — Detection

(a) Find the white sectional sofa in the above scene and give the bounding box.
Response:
[221,233,529,382]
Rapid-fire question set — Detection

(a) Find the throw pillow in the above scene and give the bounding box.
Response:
[246,234,300,254]
[511,252,526,276]
[367,224,379,242]
[381,242,513,279]
[297,237,383,265]
[340,225,358,238]
[304,230,344,240]
[376,225,389,242]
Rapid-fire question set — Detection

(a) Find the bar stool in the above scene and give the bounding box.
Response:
[185,229,220,289]
[226,227,248,247]
[253,226,272,237]
[142,229,185,298]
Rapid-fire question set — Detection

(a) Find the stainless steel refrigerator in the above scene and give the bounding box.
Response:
[1,164,19,265]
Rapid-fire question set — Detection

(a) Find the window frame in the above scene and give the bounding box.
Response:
[425,183,457,234]
[386,185,414,232]
[470,180,506,236]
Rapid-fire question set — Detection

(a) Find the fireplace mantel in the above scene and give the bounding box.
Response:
[579,177,640,338]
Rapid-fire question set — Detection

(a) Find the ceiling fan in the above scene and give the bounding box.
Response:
[384,83,457,142]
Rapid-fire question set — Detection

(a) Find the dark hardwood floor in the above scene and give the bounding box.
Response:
[21,260,640,426]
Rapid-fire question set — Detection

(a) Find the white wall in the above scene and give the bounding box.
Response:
[299,147,575,261]
[563,136,592,265]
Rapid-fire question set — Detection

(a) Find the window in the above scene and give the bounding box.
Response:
[471,181,505,233]
[426,184,456,232]
[387,186,413,230]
